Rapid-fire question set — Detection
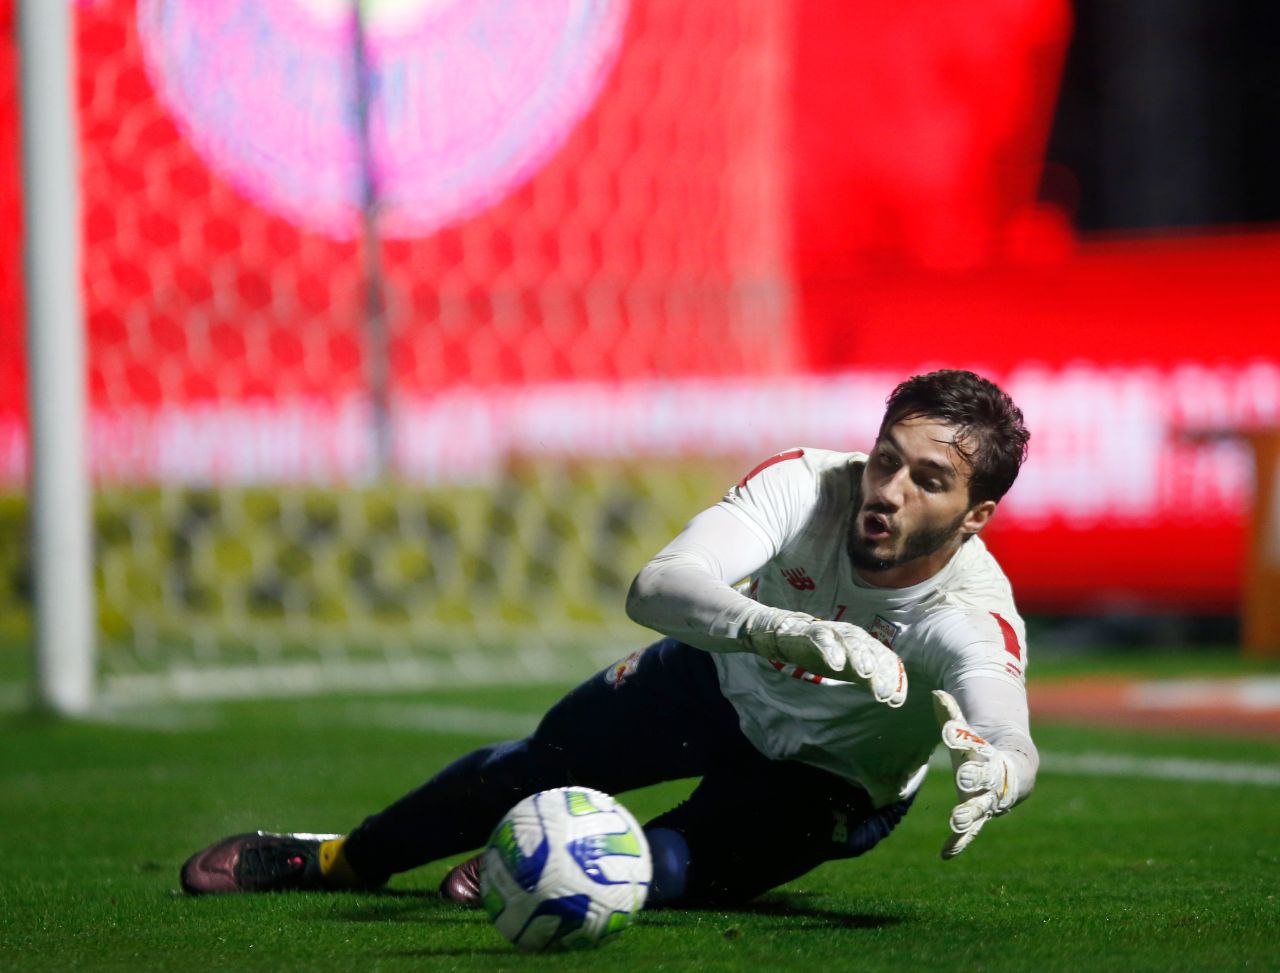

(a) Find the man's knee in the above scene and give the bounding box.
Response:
[645,827,690,906]
[478,736,571,781]
[840,795,914,858]
[641,824,778,909]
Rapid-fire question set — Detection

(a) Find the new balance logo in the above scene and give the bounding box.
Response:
[782,567,815,591]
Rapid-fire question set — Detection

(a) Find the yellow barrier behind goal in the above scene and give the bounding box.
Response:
[1,461,742,701]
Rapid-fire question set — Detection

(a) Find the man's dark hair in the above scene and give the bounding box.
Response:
[879,369,1030,504]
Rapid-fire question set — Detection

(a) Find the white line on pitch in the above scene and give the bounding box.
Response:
[343,702,541,738]
[352,704,1280,787]
[1131,676,1280,711]
[929,749,1280,787]
[86,703,224,731]
[8,686,1278,789]
[1038,750,1280,786]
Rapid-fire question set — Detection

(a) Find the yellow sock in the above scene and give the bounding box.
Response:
[318,837,364,889]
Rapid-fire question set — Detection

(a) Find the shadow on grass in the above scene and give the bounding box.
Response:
[319,894,517,959]
[644,891,903,932]
[322,886,901,939]
[321,888,488,925]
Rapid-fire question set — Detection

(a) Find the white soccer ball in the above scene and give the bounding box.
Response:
[480,786,652,951]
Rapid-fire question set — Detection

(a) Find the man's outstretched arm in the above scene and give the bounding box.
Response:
[626,505,906,705]
[932,676,1039,858]
[625,504,771,653]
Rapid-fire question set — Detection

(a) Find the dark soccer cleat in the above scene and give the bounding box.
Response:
[438,853,484,907]
[181,831,347,895]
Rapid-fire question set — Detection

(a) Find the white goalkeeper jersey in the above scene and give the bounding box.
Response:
[627,447,1035,810]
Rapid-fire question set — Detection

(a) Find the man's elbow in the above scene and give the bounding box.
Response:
[626,550,715,629]
[1011,743,1039,806]
[625,565,658,627]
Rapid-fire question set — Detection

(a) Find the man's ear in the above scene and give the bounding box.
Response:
[962,500,997,536]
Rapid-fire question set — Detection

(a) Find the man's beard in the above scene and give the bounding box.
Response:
[847,509,968,573]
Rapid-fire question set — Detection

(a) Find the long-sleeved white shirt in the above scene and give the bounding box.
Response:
[626,447,1038,809]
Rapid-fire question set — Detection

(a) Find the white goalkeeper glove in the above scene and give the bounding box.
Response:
[744,610,907,707]
[932,689,1019,859]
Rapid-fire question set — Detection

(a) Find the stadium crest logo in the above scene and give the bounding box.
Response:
[605,650,642,689]
[868,615,900,649]
[137,0,629,238]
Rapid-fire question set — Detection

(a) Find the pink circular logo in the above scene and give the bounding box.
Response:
[137,0,629,238]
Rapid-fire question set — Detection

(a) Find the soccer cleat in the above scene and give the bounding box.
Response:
[180,831,376,895]
[438,853,484,907]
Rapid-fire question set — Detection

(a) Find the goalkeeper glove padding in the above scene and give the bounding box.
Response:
[932,689,1019,859]
[744,609,907,707]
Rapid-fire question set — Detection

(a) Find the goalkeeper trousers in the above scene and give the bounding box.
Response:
[342,638,912,905]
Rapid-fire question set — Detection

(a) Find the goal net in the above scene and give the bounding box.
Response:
[1,0,802,703]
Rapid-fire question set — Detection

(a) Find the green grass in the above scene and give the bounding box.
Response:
[2,676,1278,971]
[1026,643,1280,681]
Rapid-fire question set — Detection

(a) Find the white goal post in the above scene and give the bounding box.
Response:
[18,0,96,714]
[2,1,795,711]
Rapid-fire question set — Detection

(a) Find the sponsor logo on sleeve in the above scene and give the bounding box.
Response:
[869,615,900,649]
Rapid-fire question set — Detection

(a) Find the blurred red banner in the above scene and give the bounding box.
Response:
[3,0,1278,613]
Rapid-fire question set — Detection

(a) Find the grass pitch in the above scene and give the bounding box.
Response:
[2,659,1278,971]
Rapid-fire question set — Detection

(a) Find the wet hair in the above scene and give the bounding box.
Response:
[878,369,1029,504]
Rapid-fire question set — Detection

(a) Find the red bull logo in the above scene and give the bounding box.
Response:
[604,650,642,689]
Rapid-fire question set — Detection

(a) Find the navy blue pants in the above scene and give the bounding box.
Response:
[343,639,912,905]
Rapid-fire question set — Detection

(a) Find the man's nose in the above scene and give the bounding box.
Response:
[872,469,908,510]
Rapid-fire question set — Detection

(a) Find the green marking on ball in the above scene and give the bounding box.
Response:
[489,819,523,872]
[603,909,635,940]
[482,884,506,920]
[600,830,642,857]
[565,789,607,816]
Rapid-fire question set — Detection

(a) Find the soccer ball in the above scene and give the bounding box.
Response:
[480,787,652,951]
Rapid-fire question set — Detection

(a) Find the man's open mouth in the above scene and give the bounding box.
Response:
[863,512,893,540]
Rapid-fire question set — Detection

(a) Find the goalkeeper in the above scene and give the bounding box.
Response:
[182,369,1038,905]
